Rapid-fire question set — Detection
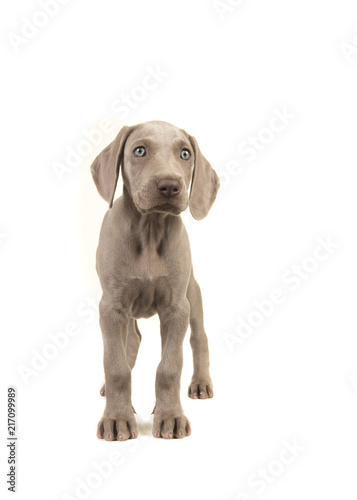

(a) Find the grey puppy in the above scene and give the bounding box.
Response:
[91,120,220,440]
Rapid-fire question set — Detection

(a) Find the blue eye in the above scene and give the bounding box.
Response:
[180,149,191,160]
[134,146,146,157]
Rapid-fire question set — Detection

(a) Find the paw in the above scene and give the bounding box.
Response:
[188,380,213,399]
[97,412,138,441]
[152,411,191,439]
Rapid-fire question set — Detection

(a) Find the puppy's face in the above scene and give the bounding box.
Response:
[122,122,194,215]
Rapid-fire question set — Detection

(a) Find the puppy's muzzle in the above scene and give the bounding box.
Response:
[157,179,181,198]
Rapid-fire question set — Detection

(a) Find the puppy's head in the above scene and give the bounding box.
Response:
[90,120,220,220]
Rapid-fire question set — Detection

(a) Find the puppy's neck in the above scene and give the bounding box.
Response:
[122,186,175,256]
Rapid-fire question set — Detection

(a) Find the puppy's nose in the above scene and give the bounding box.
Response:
[157,179,181,198]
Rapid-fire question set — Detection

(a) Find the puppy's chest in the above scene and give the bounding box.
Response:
[127,261,177,318]
[125,244,182,319]
[129,243,169,281]
[129,278,169,319]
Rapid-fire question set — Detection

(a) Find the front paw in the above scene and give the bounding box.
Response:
[188,380,214,399]
[97,411,138,441]
[152,408,191,439]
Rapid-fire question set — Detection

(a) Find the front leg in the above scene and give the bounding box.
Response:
[153,301,191,439]
[96,299,138,441]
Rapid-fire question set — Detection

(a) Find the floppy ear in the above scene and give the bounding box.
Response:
[90,126,133,208]
[188,135,220,220]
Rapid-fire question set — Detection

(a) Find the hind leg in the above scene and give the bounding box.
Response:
[100,319,142,396]
[187,273,214,400]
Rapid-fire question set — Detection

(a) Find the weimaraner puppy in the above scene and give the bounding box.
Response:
[91,120,220,440]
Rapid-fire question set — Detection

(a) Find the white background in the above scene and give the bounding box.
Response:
[2,1,357,499]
